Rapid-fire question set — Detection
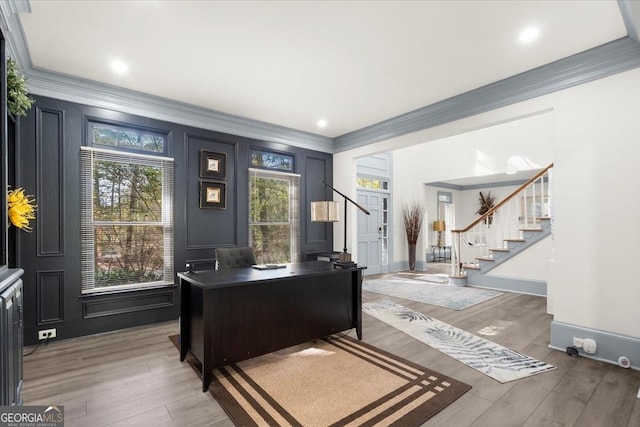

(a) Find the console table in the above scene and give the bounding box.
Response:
[178,261,363,391]
[431,245,451,262]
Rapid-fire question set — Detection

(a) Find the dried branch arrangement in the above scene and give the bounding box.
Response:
[402,201,425,244]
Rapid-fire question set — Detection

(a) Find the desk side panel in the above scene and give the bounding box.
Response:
[189,285,205,364]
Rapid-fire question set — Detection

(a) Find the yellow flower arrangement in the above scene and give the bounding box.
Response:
[8,188,37,232]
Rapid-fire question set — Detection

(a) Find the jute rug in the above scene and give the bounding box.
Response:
[363,300,556,383]
[170,335,471,426]
[363,278,502,310]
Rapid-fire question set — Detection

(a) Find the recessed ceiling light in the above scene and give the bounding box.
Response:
[110,59,129,75]
[518,26,540,44]
[317,119,327,128]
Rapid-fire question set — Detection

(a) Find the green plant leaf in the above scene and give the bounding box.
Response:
[7,58,34,117]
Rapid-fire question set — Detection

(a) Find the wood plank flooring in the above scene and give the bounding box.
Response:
[21,268,640,426]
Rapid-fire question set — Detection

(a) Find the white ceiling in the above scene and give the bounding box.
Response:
[17,1,629,138]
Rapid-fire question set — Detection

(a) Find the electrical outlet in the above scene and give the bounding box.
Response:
[38,328,56,340]
[573,337,584,348]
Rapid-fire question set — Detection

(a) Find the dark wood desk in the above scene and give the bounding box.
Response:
[178,261,363,391]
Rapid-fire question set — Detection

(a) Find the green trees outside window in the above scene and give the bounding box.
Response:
[249,170,300,264]
[80,123,173,293]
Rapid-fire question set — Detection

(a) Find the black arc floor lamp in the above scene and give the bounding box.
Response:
[311,181,370,266]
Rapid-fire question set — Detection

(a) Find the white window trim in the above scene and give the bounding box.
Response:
[248,168,301,263]
[80,146,174,294]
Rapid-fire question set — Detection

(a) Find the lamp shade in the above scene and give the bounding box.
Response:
[310,201,340,222]
[432,220,446,232]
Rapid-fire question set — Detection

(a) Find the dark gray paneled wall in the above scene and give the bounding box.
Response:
[17,95,334,346]
[185,135,238,249]
[304,155,333,246]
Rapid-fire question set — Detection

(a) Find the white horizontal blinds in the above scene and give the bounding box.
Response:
[80,147,174,294]
[289,172,300,262]
[248,168,300,264]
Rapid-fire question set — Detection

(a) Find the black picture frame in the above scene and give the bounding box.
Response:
[200,181,226,209]
[200,150,226,179]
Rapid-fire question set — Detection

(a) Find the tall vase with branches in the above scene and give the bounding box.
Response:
[402,200,426,271]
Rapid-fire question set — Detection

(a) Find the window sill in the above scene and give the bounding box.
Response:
[79,282,176,298]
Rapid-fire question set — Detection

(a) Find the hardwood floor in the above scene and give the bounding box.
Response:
[21,266,640,426]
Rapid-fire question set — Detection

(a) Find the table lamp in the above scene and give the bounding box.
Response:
[311,181,370,266]
[433,220,445,247]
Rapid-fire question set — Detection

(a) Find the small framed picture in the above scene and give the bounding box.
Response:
[200,181,226,209]
[200,150,226,179]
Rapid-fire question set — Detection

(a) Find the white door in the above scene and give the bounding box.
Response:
[356,191,389,275]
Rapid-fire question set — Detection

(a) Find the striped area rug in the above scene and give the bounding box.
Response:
[172,335,470,426]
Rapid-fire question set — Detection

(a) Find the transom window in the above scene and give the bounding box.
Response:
[250,149,294,172]
[357,176,388,190]
[89,121,166,154]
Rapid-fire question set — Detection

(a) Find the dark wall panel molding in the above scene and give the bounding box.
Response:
[304,156,331,246]
[82,288,174,319]
[35,106,64,256]
[185,134,238,250]
[20,95,333,346]
[36,270,64,325]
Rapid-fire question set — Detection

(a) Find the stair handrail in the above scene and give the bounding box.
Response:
[451,163,554,233]
[449,163,553,277]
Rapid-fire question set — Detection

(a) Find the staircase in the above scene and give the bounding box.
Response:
[450,164,553,285]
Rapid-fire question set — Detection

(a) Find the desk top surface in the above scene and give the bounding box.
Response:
[177,261,361,289]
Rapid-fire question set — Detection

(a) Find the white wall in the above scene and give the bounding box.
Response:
[489,236,552,281]
[334,67,640,340]
[386,111,553,269]
[547,70,640,338]
[425,184,522,251]
[334,112,553,268]
[455,184,520,228]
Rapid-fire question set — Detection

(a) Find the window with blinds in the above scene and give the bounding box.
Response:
[80,146,174,294]
[248,168,300,264]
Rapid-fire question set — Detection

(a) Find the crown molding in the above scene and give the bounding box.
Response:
[0,0,334,154]
[0,0,31,66]
[2,3,640,156]
[334,37,640,153]
[25,68,334,153]
[619,0,639,42]
[427,179,529,192]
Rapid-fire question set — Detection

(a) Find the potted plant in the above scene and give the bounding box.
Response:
[7,58,34,117]
[476,191,495,225]
[402,200,425,270]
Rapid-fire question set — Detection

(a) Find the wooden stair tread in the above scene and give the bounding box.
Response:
[490,248,510,252]
[520,228,543,232]
[476,256,494,261]
[504,238,525,242]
